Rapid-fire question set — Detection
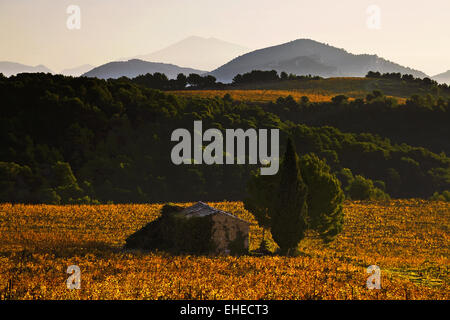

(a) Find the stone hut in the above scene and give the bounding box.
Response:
[125,202,251,255]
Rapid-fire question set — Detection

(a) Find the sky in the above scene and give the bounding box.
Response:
[0,0,449,75]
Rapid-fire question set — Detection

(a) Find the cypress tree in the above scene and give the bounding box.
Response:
[270,138,308,255]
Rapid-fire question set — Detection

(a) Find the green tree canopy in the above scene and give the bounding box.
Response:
[270,138,308,255]
[299,154,345,241]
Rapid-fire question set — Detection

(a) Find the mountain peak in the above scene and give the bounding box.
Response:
[0,61,53,77]
[131,36,250,71]
[210,39,427,82]
[82,59,205,79]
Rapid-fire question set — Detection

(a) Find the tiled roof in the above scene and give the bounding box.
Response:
[179,202,252,225]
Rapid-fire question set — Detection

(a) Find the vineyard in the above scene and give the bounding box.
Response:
[0,200,448,300]
[172,89,407,103]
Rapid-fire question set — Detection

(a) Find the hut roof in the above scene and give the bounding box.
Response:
[180,202,252,225]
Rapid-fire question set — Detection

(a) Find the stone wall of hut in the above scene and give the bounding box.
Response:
[211,213,249,254]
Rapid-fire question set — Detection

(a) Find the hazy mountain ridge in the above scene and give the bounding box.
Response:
[432,70,450,84]
[82,59,205,79]
[210,39,428,82]
[131,36,250,71]
[0,61,53,77]
[60,64,95,77]
[3,38,436,82]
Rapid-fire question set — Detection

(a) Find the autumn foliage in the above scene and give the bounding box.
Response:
[0,200,448,300]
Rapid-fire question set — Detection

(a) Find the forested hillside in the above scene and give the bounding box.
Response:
[209,39,427,82]
[1,73,449,204]
[266,92,450,155]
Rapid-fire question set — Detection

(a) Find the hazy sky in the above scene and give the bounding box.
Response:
[1,0,449,75]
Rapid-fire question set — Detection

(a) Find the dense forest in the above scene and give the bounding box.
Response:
[1,72,449,204]
[267,92,450,154]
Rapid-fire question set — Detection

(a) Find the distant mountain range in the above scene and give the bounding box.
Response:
[3,38,448,83]
[210,39,428,82]
[432,70,450,84]
[82,59,205,79]
[60,64,94,77]
[128,36,250,71]
[0,61,53,77]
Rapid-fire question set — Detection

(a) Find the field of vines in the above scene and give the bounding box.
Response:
[0,200,448,300]
[172,89,406,104]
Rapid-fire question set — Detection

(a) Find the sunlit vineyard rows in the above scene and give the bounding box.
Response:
[173,89,338,103]
[172,89,406,104]
[0,200,448,300]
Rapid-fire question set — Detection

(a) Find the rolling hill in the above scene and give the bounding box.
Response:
[210,39,428,82]
[130,36,250,71]
[82,59,205,79]
[0,61,53,77]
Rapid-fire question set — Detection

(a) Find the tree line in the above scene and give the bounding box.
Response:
[365,71,449,91]
[127,69,324,90]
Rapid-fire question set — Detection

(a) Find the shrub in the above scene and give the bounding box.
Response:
[299,154,345,241]
[429,190,450,202]
[347,175,390,200]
